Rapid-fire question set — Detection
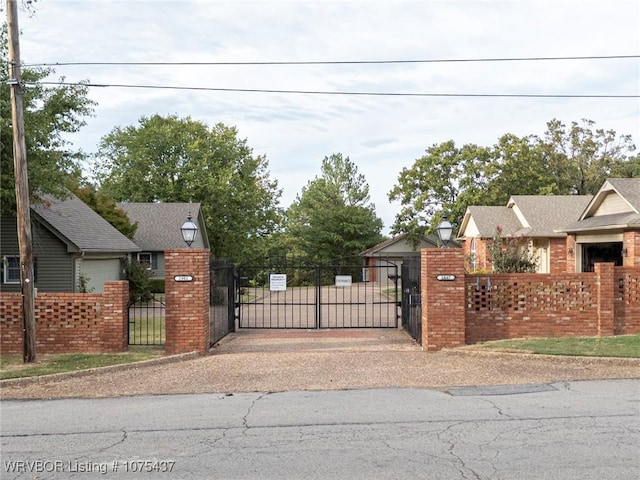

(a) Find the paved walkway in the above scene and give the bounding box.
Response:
[2,329,639,399]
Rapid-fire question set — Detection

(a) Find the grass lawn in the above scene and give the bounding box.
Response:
[478,334,640,358]
[0,346,164,380]
[128,316,165,345]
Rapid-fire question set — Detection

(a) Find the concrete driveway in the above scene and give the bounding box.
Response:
[2,328,639,399]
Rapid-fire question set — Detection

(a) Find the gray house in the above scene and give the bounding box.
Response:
[117,203,210,279]
[360,233,443,285]
[1,194,140,293]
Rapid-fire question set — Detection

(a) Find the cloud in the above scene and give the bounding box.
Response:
[18,0,640,235]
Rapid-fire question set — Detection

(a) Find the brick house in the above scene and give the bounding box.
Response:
[458,195,591,273]
[559,178,640,272]
[458,178,640,274]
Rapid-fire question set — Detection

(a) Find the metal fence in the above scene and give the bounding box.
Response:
[236,257,400,329]
[128,293,165,345]
[401,257,421,343]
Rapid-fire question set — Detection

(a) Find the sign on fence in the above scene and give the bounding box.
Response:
[269,273,287,291]
[335,275,352,287]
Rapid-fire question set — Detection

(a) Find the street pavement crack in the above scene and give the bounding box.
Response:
[242,393,268,429]
[437,422,482,480]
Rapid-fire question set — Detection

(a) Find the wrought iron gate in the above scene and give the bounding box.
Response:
[128,293,165,345]
[401,257,422,343]
[235,257,400,329]
[210,260,236,346]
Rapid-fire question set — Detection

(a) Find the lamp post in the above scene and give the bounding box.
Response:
[436,214,453,248]
[180,212,198,247]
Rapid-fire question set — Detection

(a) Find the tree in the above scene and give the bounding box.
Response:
[388,119,636,238]
[72,183,137,239]
[540,118,637,194]
[286,154,384,264]
[388,140,495,241]
[94,114,282,262]
[0,25,95,214]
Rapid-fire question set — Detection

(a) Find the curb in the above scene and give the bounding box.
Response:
[440,347,640,366]
[0,352,201,388]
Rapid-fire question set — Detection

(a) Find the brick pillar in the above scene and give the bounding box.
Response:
[421,248,466,351]
[164,249,210,355]
[595,262,614,336]
[102,281,129,352]
[623,231,640,267]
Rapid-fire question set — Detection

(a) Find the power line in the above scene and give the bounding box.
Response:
[30,81,639,98]
[24,54,640,68]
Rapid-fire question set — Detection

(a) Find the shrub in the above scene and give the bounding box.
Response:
[487,226,537,273]
[122,259,153,303]
[148,278,165,293]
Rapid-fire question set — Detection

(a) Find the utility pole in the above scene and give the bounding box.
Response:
[6,0,36,362]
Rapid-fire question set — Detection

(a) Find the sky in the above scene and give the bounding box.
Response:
[14,0,640,234]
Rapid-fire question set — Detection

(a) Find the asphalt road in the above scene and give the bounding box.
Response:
[1,379,638,479]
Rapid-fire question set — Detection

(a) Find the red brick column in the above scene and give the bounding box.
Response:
[623,231,640,267]
[101,281,129,352]
[595,262,614,336]
[164,249,210,355]
[421,248,467,351]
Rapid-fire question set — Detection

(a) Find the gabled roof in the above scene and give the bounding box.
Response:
[32,194,140,253]
[509,195,592,237]
[117,202,210,251]
[360,232,440,256]
[560,178,640,233]
[459,206,521,238]
[459,195,592,239]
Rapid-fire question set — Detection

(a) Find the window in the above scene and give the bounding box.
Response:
[137,252,158,271]
[2,256,20,284]
[469,238,477,272]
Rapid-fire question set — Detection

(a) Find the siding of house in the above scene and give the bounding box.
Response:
[80,257,124,293]
[1,217,75,293]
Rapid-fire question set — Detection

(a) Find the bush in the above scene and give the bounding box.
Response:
[122,259,153,303]
[487,226,537,273]
[148,278,165,293]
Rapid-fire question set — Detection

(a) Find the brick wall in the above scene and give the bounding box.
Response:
[164,249,210,355]
[615,266,640,334]
[549,238,568,274]
[421,248,640,351]
[0,281,128,354]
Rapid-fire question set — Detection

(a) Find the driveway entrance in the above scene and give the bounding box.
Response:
[236,258,400,330]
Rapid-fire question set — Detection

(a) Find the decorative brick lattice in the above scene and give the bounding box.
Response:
[466,276,595,312]
[616,270,640,304]
[614,267,640,335]
[0,282,128,354]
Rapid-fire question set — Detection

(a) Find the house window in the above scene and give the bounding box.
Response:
[1,256,38,284]
[470,238,477,271]
[2,256,21,284]
[137,253,157,271]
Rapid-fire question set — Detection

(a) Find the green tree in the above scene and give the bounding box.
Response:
[388,140,495,241]
[286,154,384,264]
[72,183,137,239]
[541,118,637,195]
[388,119,636,238]
[0,26,95,214]
[94,114,282,262]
